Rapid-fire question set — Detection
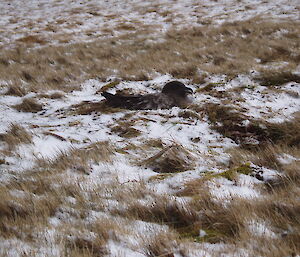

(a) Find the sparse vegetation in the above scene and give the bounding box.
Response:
[4,84,26,96]
[255,71,300,87]
[1,1,300,256]
[13,98,43,113]
[1,18,299,92]
[141,144,196,173]
[0,124,32,151]
[206,103,300,148]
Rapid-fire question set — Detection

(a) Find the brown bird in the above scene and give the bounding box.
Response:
[102,81,193,110]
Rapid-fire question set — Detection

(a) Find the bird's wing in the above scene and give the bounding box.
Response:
[102,92,155,110]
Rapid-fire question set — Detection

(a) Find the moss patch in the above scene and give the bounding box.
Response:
[96,81,120,94]
[179,226,225,243]
[216,163,252,181]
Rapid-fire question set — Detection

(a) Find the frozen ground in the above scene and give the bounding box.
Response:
[0,0,299,48]
[0,0,300,256]
[1,74,299,255]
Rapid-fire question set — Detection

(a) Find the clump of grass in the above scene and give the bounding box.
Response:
[13,98,43,113]
[110,121,141,138]
[0,124,32,151]
[228,144,282,170]
[45,141,113,174]
[191,196,249,243]
[249,196,300,255]
[142,231,178,257]
[4,84,26,96]
[265,160,300,192]
[39,92,64,99]
[196,82,225,92]
[179,182,248,243]
[170,65,197,79]
[141,144,196,173]
[206,104,300,148]
[148,173,174,182]
[178,110,201,120]
[264,114,300,147]
[116,23,136,31]
[256,71,300,87]
[66,237,108,257]
[205,103,265,147]
[0,183,62,240]
[116,195,199,233]
[17,35,47,44]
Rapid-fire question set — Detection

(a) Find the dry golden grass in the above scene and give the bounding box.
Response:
[110,122,142,139]
[38,92,64,99]
[141,144,196,173]
[38,141,113,175]
[13,98,43,113]
[1,18,299,93]
[4,84,27,96]
[0,167,121,256]
[229,144,282,170]
[142,231,179,257]
[0,123,32,151]
[1,14,300,256]
[255,71,300,87]
[16,35,47,45]
[205,103,300,148]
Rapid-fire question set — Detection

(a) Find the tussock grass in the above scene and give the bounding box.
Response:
[43,141,113,175]
[0,182,62,240]
[205,103,265,147]
[4,84,26,96]
[229,144,282,170]
[255,71,300,87]
[265,160,300,193]
[206,104,300,148]
[142,231,179,257]
[114,195,199,234]
[13,98,43,113]
[17,35,47,45]
[0,124,32,151]
[0,171,119,254]
[141,144,196,173]
[66,237,108,257]
[38,92,64,99]
[110,121,142,139]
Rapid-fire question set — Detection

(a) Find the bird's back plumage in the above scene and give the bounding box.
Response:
[101,80,193,110]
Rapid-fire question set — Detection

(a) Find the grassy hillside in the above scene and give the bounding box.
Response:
[0,0,299,256]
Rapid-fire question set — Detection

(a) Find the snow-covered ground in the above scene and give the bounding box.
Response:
[0,0,299,48]
[1,0,300,256]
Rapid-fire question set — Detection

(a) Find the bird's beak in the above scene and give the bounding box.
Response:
[184,87,194,94]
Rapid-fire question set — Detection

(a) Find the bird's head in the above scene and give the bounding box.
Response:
[162,81,193,95]
[162,81,194,106]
